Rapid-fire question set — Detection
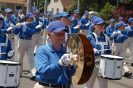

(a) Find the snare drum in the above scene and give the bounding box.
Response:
[0,60,20,87]
[98,55,123,80]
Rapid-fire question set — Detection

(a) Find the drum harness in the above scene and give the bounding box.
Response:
[91,32,108,70]
[0,34,8,58]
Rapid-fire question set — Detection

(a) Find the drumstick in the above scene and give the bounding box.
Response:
[98,49,110,52]
[0,52,6,54]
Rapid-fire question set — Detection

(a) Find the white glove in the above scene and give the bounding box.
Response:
[117,31,123,37]
[110,46,116,51]
[36,25,42,29]
[86,22,90,26]
[10,23,14,27]
[73,25,80,29]
[71,54,78,65]
[126,26,132,31]
[111,31,118,37]
[15,23,22,28]
[8,51,13,57]
[39,21,43,26]
[7,27,13,31]
[46,26,48,29]
[93,48,99,54]
[59,54,70,66]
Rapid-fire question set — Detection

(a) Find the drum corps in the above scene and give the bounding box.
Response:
[0,5,133,88]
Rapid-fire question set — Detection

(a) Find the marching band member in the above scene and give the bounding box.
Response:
[43,12,52,44]
[58,12,69,26]
[106,19,115,37]
[34,20,77,88]
[11,9,19,24]
[118,16,124,22]
[88,15,98,34]
[2,8,16,60]
[13,12,36,80]
[0,16,13,60]
[71,10,80,33]
[85,17,112,88]
[52,14,59,21]
[32,6,37,13]
[18,9,25,23]
[106,18,115,46]
[80,10,91,36]
[32,9,46,55]
[110,21,132,77]
[124,18,133,66]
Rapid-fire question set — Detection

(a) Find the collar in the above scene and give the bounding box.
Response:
[46,38,65,53]
[4,17,9,22]
[94,31,104,38]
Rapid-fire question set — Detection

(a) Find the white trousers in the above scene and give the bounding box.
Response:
[34,82,49,88]
[18,39,36,76]
[84,67,108,88]
[43,28,48,44]
[124,37,133,63]
[8,34,15,60]
[32,33,44,54]
[113,43,129,73]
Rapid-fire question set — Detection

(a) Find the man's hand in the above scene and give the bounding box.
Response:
[59,54,70,66]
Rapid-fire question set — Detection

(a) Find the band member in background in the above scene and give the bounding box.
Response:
[13,12,36,80]
[58,12,69,26]
[43,12,52,44]
[88,15,98,34]
[11,9,19,24]
[110,21,132,77]
[34,20,77,88]
[0,16,13,60]
[125,18,133,66]
[71,10,80,33]
[18,9,25,23]
[52,14,59,21]
[32,9,46,55]
[85,17,112,88]
[106,18,115,46]
[80,10,91,36]
[2,8,16,60]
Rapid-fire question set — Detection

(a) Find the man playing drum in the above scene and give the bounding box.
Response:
[34,20,77,88]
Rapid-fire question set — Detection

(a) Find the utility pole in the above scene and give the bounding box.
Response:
[44,0,48,12]
[27,0,32,12]
[77,0,80,11]
[36,0,39,8]
[117,0,119,7]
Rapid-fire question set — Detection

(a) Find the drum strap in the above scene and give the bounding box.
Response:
[4,34,8,48]
[92,32,108,54]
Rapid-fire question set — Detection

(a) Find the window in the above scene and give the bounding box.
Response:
[0,3,6,11]
[52,8,54,13]
[15,4,23,10]
[57,8,59,12]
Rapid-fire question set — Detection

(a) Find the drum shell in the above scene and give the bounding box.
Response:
[98,55,123,80]
[0,60,20,87]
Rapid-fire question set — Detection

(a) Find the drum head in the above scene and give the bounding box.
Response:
[65,34,95,85]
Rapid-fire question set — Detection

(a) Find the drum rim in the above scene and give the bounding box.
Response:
[100,55,123,60]
[0,60,21,65]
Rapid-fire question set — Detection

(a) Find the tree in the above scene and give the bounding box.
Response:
[99,1,115,23]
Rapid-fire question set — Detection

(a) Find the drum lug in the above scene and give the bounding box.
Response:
[104,61,107,76]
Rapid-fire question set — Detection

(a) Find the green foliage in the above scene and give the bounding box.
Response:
[66,0,77,14]
[99,1,115,24]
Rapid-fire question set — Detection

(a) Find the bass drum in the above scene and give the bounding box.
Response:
[65,34,95,85]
